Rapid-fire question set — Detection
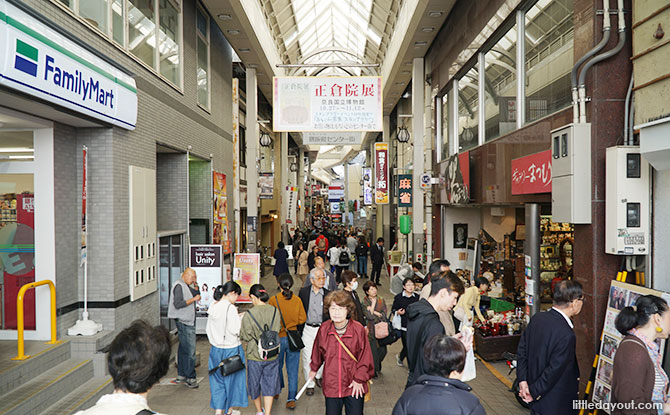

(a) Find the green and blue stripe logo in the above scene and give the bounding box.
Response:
[14,39,38,77]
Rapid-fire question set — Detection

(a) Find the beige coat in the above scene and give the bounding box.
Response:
[420,283,456,336]
[297,250,309,275]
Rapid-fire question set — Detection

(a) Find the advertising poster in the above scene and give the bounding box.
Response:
[259,173,274,199]
[233,253,261,303]
[594,280,667,411]
[190,245,222,316]
[441,152,470,204]
[273,77,383,132]
[213,171,231,254]
[375,143,389,204]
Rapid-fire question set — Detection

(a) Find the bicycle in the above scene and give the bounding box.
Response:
[503,352,530,409]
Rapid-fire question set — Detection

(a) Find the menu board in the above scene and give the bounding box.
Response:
[593,280,666,410]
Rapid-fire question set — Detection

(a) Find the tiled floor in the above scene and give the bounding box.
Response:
[148,266,530,415]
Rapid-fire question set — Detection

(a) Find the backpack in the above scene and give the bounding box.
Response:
[339,249,350,265]
[247,308,280,360]
[317,236,327,251]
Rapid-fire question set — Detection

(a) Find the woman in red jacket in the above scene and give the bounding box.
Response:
[309,290,374,415]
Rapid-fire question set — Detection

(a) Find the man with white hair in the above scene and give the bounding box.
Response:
[168,268,201,388]
[298,267,331,395]
[302,255,338,291]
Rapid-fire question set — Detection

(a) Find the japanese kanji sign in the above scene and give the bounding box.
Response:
[398,174,413,207]
[511,150,552,195]
[363,167,373,205]
[375,143,389,204]
[273,77,383,132]
[303,132,363,145]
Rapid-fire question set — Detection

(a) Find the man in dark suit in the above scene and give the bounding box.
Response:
[516,280,583,415]
[370,237,385,285]
[298,268,330,396]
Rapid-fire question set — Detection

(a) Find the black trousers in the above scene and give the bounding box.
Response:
[398,330,408,361]
[325,396,364,415]
[371,262,383,283]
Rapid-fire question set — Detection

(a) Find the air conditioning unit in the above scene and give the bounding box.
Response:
[551,124,591,224]
[605,146,650,255]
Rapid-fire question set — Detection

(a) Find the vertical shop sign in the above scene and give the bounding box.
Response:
[232,78,240,253]
[375,143,389,204]
[398,174,413,207]
[286,186,297,225]
[363,167,373,205]
[213,172,231,254]
[259,173,274,199]
[511,150,552,195]
[233,253,260,303]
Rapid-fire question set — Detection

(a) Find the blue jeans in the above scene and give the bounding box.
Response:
[278,336,300,401]
[357,256,367,275]
[176,320,196,379]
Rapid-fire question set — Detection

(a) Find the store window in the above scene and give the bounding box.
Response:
[196,5,211,109]
[524,0,574,123]
[458,67,479,151]
[441,92,449,160]
[484,24,517,141]
[54,0,183,89]
[0,133,36,330]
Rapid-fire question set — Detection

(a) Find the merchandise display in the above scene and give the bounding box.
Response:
[539,216,574,301]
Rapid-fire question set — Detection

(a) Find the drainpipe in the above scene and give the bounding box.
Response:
[578,0,626,124]
[572,0,610,124]
[624,75,634,145]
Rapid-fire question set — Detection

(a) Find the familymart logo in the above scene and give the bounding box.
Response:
[14,39,38,77]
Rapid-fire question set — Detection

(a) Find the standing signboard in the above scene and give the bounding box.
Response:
[273,77,383,132]
[190,244,222,334]
[233,253,261,303]
[375,143,389,204]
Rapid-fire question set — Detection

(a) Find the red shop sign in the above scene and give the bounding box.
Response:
[511,150,552,195]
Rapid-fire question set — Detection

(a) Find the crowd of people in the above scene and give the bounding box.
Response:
[75,223,670,415]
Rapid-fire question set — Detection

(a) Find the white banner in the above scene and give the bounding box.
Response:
[273,77,382,132]
[363,167,373,205]
[0,1,137,129]
[303,132,363,145]
[285,186,297,225]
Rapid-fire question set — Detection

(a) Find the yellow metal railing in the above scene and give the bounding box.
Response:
[11,280,60,361]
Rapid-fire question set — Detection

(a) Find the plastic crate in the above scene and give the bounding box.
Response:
[490,298,514,313]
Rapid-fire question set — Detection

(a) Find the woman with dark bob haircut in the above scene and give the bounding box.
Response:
[74,320,171,414]
[392,335,485,415]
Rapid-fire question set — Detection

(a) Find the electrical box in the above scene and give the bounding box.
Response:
[551,123,592,224]
[605,146,650,255]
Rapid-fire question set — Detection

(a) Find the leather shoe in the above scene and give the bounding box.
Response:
[274,394,279,400]
[286,401,296,410]
[306,388,315,396]
[315,378,322,388]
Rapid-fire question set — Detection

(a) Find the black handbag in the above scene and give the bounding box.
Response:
[275,295,305,351]
[208,304,245,377]
[376,320,399,346]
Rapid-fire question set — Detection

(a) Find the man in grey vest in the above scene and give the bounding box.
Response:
[168,267,201,388]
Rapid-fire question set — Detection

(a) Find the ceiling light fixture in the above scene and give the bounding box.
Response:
[428,11,443,17]
[227,29,240,35]
[0,147,34,153]
[217,13,232,20]
[395,82,405,86]
[414,41,427,46]
[422,27,435,33]
[397,126,411,143]
[239,48,250,52]
[259,130,272,147]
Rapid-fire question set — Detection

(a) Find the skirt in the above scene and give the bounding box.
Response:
[208,344,249,410]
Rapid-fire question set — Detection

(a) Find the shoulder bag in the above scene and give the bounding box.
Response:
[208,304,245,377]
[333,333,372,403]
[275,295,305,351]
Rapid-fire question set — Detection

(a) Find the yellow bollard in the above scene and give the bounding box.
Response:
[11,280,60,361]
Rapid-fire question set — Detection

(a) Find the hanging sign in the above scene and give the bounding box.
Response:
[286,186,297,224]
[375,143,389,204]
[420,173,431,190]
[213,172,231,254]
[259,173,274,199]
[303,132,363,145]
[330,202,341,213]
[363,167,373,205]
[511,150,552,195]
[190,245,222,316]
[0,1,137,129]
[398,174,413,207]
[273,76,383,132]
[320,188,328,196]
[233,253,261,303]
[328,182,344,201]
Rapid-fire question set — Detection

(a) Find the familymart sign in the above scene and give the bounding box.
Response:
[0,1,137,129]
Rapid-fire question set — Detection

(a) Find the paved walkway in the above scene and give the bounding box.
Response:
[149,266,529,414]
